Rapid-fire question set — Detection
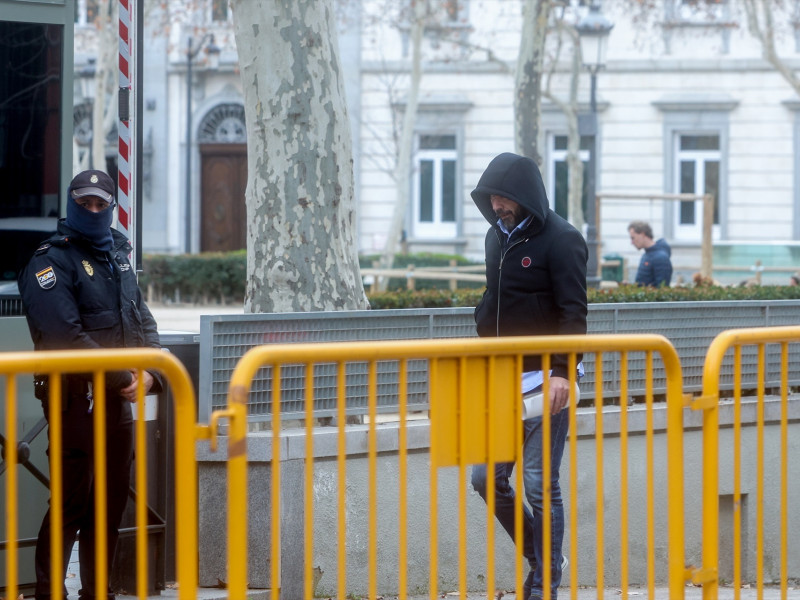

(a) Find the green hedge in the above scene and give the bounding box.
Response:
[139,251,246,304]
[368,283,800,309]
[140,251,483,303]
[367,289,486,309]
[139,251,800,307]
[588,283,800,303]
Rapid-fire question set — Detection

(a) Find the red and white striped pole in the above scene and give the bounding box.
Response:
[117,0,132,245]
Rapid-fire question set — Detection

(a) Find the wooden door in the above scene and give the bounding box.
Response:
[200,143,247,252]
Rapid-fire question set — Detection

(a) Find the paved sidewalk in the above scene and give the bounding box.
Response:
[63,545,799,600]
[64,543,798,600]
[149,304,244,334]
[59,584,800,600]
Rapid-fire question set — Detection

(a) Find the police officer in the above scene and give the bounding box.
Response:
[19,170,162,600]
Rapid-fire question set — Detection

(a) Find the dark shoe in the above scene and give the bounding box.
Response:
[525,556,567,600]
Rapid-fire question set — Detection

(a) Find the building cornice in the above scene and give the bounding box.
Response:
[782,99,800,112]
[392,93,473,113]
[362,57,800,76]
[652,93,739,112]
[361,60,510,74]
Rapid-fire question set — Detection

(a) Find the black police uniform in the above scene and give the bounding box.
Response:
[19,220,162,600]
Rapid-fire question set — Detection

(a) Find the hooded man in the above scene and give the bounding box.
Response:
[628,220,672,287]
[469,153,587,600]
[19,169,162,600]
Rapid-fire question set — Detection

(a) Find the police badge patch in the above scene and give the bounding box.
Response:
[36,266,56,289]
[82,260,94,276]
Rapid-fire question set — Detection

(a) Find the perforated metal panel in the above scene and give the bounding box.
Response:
[198,301,800,422]
[198,308,476,422]
[0,296,23,316]
[584,301,800,400]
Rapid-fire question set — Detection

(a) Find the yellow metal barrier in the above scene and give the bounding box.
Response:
[1,348,197,600]
[223,334,686,600]
[696,326,800,600]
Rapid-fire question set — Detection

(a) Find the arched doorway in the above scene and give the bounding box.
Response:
[197,103,247,252]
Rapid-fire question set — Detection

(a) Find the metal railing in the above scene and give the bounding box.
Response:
[198,302,800,423]
[220,334,686,600]
[5,328,798,600]
[1,348,197,600]
[693,326,800,600]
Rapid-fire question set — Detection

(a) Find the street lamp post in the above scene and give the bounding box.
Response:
[576,1,613,287]
[185,34,220,254]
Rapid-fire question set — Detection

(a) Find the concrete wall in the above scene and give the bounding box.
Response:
[197,396,800,598]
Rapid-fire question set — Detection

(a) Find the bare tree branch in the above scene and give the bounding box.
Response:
[742,0,800,95]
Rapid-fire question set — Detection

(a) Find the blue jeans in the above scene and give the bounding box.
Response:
[471,407,569,599]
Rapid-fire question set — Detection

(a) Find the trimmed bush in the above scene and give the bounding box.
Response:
[367,288,485,310]
[140,251,246,304]
[588,283,800,303]
[139,251,800,307]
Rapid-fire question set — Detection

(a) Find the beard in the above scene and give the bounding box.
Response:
[496,206,529,230]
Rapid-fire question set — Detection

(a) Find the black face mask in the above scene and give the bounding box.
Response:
[65,195,115,252]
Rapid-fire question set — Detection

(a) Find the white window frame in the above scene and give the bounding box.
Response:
[74,0,98,26]
[210,0,232,23]
[677,0,727,22]
[790,100,800,239]
[673,133,721,241]
[655,97,734,241]
[546,133,590,220]
[412,136,458,239]
[426,0,461,23]
[663,0,732,53]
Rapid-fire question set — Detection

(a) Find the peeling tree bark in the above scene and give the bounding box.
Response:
[231,0,368,313]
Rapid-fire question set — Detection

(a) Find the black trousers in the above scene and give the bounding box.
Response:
[34,390,133,600]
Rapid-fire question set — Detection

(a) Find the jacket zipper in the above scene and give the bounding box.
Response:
[109,252,127,347]
[493,229,529,337]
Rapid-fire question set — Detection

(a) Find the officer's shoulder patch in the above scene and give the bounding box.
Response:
[34,236,69,255]
[35,266,57,290]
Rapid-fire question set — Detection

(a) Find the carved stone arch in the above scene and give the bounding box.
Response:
[197,103,247,144]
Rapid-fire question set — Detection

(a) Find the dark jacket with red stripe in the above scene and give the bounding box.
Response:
[472,153,588,378]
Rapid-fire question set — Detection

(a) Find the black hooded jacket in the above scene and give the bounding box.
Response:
[472,152,588,377]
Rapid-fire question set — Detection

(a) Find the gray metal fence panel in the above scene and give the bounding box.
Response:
[198,301,800,422]
[198,308,475,422]
[585,301,800,399]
